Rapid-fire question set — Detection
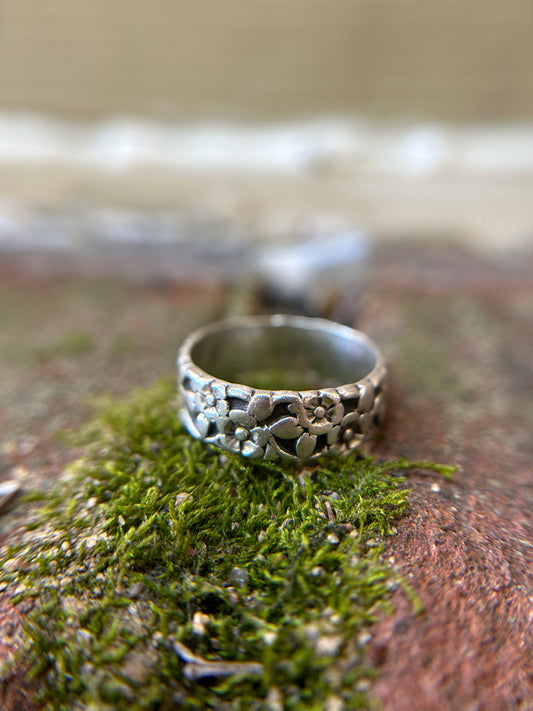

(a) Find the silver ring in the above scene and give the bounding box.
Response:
[177,314,386,461]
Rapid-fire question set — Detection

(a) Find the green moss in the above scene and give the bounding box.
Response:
[1,379,455,710]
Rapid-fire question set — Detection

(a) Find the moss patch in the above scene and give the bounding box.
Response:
[1,379,454,710]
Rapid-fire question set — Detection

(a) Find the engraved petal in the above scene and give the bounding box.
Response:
[329,403,344,425]
[251,427,269,447]
[319,390,341,406]
[191,376,211,393]
[341,411,360,427]
[216,416,231,433]
[358,412,372,432]
[229,410,256,428]
[180,407,198,438]
[247,393,273,421]
[241,441,264,459]
[327,425,341,445]
[358,381,375,413]
[219,434,240,454]
[308,420,332,435]
[288,399,306,419]
[183,390,198,412]
[268,437,299,461]
[211,381,227,399]
[372,394,386,424]
[216,398,229,417]
[195,413,210,438]
[227,385,253,401]
[302,393,320,409]
[270,417,303,439]
[336,383,359,399]
[296,433,317,459]
[264,443,278,460]
[272,392,301,407]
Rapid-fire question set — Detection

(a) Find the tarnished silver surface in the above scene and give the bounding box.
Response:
[177,315,386,461]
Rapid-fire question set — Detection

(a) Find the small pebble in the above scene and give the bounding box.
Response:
[261,630,277,645]
[326,533,340,545]
[124,582,145,599]
[62,596,82,616]
[192,611,210,636]
[265,686,283,710]
[355,679,371,692]
[316,635,342,656]
[175,492,192,507]
[357,631,372,647]
[121,650,154,684]
[431,482,441,493]
[230,567,249,588]
[227,588,240,604]
[303,623,320,641]
[327,492,342,501]
[310,566,324,577]
[326,695,345,711]
[76,629,94,645]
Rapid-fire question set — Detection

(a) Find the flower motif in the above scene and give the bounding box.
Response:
[218,418,269,459]
[189,380,228,438]
[182,379,228,439]
[295,392,344,435]
[194,380,229,421]
[267,414,317,459]
[200,390,269,459]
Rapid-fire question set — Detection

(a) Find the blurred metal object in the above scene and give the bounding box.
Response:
[177,314,386,461]
[0,206,370,323]
[254,229,370,320]
[0,479,21,515]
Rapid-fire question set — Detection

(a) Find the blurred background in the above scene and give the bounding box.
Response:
[2,6,533,709]
[0,0,533,276]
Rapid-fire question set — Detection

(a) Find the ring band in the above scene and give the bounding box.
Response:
[177,314,386,461]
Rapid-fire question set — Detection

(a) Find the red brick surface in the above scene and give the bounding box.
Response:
[359,248,533,711]
[1,245,532,710]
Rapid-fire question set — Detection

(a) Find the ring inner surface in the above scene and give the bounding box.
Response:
[190,323,377,391]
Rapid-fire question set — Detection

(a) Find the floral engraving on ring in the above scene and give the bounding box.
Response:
[217,415,269,459]
[294,392,344,435]
[194,380,229,420]
[180,361,382,460]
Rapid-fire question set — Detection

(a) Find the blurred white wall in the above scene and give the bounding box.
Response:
[1,0,533,120]
[1,1,532,254]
